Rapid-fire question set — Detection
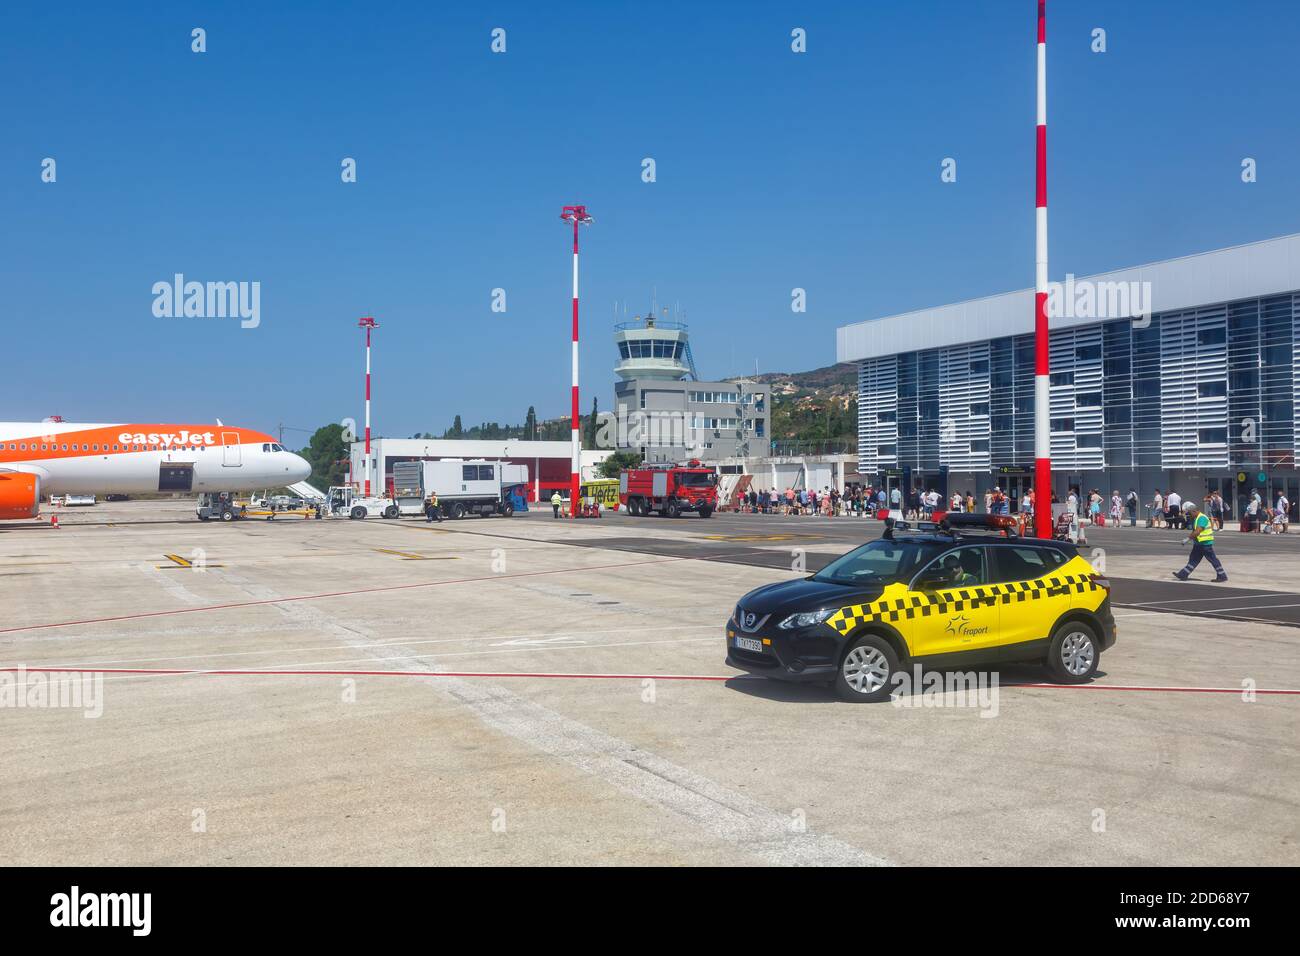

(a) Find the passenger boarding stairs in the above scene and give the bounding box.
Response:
[287,480,327,503]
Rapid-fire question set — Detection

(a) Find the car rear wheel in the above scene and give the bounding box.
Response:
[665,500,680,518]
[833,634,899,703]
[350,506,366,520]
[698,505,713,518]
[450,503,464,519]
[1046,620,1099,683]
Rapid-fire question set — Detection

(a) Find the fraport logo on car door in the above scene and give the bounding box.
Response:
[945,614,989,637]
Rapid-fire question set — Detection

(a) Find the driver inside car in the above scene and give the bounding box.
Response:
[940,552,979,587]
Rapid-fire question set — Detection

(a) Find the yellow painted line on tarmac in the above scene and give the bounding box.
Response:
[699,533,823,542]
[157,553,224,570]
[372,548,457,562]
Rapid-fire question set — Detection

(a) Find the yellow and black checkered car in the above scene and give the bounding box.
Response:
[826,553,1107,659]
[726,528,1116,701]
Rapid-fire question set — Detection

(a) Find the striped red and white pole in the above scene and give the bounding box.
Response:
[570,220,580,517]
[365,327,372,497]
[560,206,592,518]
[1033,0,1052,539]
[358,316,379,497]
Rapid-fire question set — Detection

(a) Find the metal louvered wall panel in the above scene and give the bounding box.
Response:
[1045,325,1104,470]
[1160,306,1228,469]
[857,356,898,477]
[938,341,991,470]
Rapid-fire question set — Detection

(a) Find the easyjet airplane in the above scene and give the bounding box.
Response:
[0,421,311,520]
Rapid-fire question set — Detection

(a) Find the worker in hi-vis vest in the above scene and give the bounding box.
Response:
[551,490,563,519]
[1174,503,1228,582]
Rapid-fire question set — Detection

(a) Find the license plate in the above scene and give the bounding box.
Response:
[734,637,764,653]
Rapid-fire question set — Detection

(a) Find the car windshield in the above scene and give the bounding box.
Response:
[812,539,946,587]
[678,472,715,486]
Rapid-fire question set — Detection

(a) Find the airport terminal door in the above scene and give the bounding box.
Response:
[159,463,194,492]
[222,432,241,467]
[879,468,908,509]
[999,471,1032,507]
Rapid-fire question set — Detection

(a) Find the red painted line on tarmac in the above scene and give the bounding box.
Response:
[0,552,738,636]
[2,667,1297,695]
[1,666,735,682]
[1004,681,1298,695]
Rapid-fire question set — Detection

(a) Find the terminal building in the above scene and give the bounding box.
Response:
[837,234,1300,518]
[612,313,770,462]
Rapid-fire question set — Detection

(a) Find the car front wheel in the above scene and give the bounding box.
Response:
[833,634,899,703]
[1046,620,1099,684]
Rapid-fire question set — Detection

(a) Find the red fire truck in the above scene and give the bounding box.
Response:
[619,460,718,518]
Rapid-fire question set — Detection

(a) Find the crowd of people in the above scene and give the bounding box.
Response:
[735,484,1038,519]
[731,483,1291,533]
[1144,487,1290,533]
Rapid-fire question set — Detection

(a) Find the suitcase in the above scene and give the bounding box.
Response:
[1095,514,1105,527]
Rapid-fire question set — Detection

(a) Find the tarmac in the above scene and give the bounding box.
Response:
[1,500,1296,866]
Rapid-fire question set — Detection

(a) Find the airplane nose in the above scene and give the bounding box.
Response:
[290,454,311,482]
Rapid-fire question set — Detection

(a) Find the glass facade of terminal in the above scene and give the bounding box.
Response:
[857,291,1300,513]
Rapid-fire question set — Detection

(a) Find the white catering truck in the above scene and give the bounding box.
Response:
[391,459,528,519]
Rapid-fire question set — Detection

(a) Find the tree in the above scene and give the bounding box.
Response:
[299,423,350,491]
[598,450,642,479]
[586,397,599,448]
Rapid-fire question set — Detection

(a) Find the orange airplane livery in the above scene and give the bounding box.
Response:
[0,421,311,519]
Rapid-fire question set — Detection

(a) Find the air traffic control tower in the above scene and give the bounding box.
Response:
[612,313,769,462]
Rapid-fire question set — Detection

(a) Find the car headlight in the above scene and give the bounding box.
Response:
[777,608,836,630]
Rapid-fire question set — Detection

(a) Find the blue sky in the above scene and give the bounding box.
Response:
[3,0,1297,443]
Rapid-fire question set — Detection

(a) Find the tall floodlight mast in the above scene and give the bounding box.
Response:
[1033,1,1053,539]
[560,205,593,517]
[358,316,379,497]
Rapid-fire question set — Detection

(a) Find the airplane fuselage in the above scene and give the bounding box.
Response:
[0,422,312,496]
